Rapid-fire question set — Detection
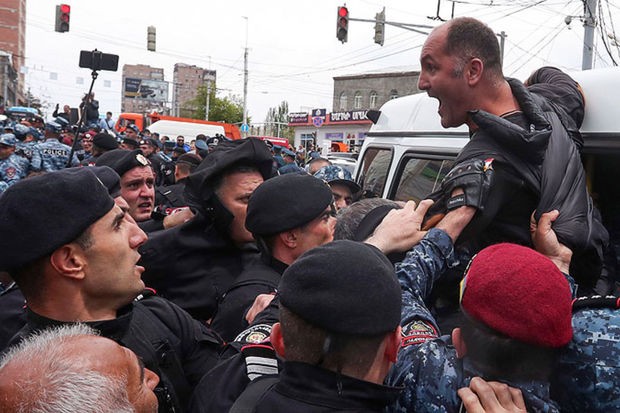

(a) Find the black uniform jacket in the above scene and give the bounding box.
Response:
[210,256,286,342]
[139,212,261,321]
[8,292,224,413]
[254,361,401,412]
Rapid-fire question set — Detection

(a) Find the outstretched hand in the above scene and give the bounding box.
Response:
[529,210,572,274]
[365,200,433,254]
[458,377,527,413]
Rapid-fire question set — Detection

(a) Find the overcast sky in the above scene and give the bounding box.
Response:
[24,0,620,122]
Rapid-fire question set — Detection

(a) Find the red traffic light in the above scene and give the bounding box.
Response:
[60,4,70,13]
[55,4,71,32]
[336,6,349,43]
[338,6,348,17]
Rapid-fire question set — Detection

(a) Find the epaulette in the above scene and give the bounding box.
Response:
[240,342,279,381]
[134,287,157,302]
[572,295,620,311]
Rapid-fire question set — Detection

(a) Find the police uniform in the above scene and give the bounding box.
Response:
[15,140,37,162]
[551,296,620,412]
[139,138,274,321]
[31,138,79,171]
[0,283,26,351]
[0,153,30,191]
[210,173,334,342]
[388,229,570,413]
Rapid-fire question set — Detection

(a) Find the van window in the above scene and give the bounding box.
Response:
[392,156,455,203]
[357,147,393,198]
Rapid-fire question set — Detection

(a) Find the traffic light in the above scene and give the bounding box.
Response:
[55,4,70,33]
[336,6,349,43]
[374,8,385,46]
[147,26,156,52]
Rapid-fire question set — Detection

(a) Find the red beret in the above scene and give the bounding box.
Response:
[461,243,572,348]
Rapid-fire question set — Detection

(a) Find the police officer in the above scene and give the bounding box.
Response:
[0,168,224,413]
[385,202,573,412]
[154,153,201,213]
[13,123,38,162]
[210,173,336,341]
[31,121,79,171]
[0,133,30,193]
[140,138,165,185]
[277,148,303,175]
[215,241,404,412]
[313,164,361,211]
[82,132,119,166]
[139,138,274,321]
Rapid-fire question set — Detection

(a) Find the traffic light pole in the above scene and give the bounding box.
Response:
[349,17,433,36]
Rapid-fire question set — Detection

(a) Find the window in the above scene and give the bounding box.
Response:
[358,148,393,198]
[354,91,362,109]
[393,156,455,203]
[369,91,378,109]
[390,89,399,100]
[339,92,347,110]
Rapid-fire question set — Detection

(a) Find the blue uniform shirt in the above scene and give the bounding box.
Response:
[387,228,560,413]
[31,139,79,171]
[0,153,30,192]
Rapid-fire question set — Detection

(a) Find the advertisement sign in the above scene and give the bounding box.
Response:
[326,132,344,141]
[124,78,169,102]
[329,110,369,122]
[288,112,309,124]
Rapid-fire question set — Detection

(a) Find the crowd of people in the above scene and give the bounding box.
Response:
[0,16,618,413]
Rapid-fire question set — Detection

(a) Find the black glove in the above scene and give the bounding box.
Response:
[428,157,495,213]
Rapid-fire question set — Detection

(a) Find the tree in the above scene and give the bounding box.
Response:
[181,84,245,124]
[264,100,294,143]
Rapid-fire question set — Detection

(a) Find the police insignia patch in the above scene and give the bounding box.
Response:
[401,320,438,347]
[234,323,272,344]
[5,167,16,178]
[136,153,149,166]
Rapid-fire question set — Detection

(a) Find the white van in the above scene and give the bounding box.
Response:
[148,120,226,139]
[355,67,620,220]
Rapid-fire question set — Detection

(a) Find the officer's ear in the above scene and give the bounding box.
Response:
[452,328,468,359]
[270,322,286,358]
[49,244,87,280]
[279,230,298,249]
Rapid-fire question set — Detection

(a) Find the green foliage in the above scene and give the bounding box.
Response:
[264,100,294,141]
[181,84,246,124]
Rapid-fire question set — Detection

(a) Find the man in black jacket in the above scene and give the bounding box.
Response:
[210,173,335,341]
[419,17,607,307]
[0,168,223,413]
[139,138,274,322]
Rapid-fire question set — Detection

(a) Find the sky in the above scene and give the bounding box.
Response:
[24,0,620,123]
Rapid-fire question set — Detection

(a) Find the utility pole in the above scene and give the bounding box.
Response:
[205,81,211,121]
[242,16,249,137]
[582,0,598,70]
[496,31,507,67]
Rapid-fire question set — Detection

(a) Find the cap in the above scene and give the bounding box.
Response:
[279,240,401,335]
[246,174,333,236]
[0,133,16,147]
[55,116,70,129]
[314,165,361,194]
[176,153,202,169]
[90,166,121,198]
[195,139,208,151]
[95,149,151,177]
[126,124,140,133]
[121,138,140,149]
[0,168,115,270]
[460,243,573,348]
[139,138,159,148]
[92,133,119,151]
[45,121,62,134]
[282,147,296,157]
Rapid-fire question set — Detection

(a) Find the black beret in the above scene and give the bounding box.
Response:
[176,153,202,169]
[95,149,151,177]
[122,138,140,149]
[139,138,159,148]
[184,138,274,205]
[279,240,401,335]
[90,166,121,198]
[93,133,119,151]
[0,168,115,270]
[246,174,333,236]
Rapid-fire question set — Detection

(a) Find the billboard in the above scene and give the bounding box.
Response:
[124,78,169,102]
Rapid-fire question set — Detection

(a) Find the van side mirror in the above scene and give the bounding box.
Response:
[366,110,381,124]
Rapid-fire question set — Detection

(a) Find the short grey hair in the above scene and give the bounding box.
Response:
[334,197,401,241]
[0,324,135,413]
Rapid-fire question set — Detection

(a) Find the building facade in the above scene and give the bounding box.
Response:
[172,63,216,117]
[121,64,167,115]
[290,68,421,154]
[0,0,26,108]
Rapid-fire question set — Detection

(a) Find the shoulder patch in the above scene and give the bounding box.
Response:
[241,342,279,381]
[401,319,438,348]
[235,323,272,344]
